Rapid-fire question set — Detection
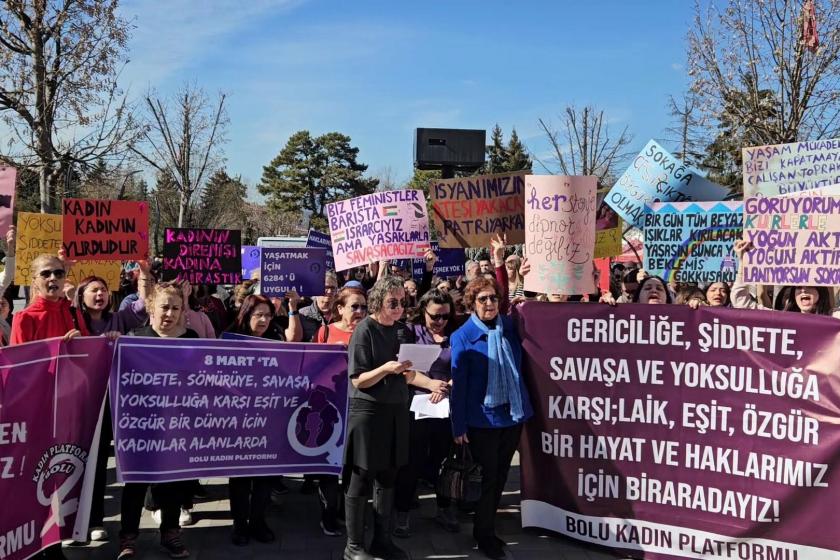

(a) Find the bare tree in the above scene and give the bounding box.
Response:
[0,0,140,212]
[687,0,840,144]
[537,105,633,188]
[665,93,708,166]
[133,85,228,227]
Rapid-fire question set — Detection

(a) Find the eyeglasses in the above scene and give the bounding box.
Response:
[324,286,338,294]
[476,294,498,304]
[38,269,66,280]
[349,303,368,312]
[385,299,407,309]
[426,311,449,322]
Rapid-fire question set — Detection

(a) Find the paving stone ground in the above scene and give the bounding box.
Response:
[63,458,628,560]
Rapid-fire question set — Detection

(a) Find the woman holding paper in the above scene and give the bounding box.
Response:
[119,282,196,560]
[450,276,533,560]
[394,288,458,537]
[343,276,444,560]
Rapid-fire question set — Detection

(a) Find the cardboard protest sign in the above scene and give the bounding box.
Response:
[594,195,622,259]
[743,138,840,197]
[162,228,242,284]
[306,229,335,270]
[260,247,327,297]
[62,199,149,261]
[430,170,527,248]
[111,337,348,481]
[326,190,431,272]
[518,302,840,559]
[15,212,121,287]
[0,165,16,236]
[242,245,261,280]
[643,201,743,283]
[606,140,729,228]
[524,175,597,295]
[0,338,112,560]
[742,194,840,285]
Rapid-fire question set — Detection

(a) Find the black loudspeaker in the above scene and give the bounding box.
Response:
[414,128,486,170]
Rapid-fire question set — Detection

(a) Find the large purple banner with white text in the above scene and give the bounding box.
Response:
[516,303,840,559]
[110,337,348,483]
[0,338,111,560]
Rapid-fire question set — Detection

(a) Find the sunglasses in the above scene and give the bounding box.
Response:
[426,311,449,322]
[38,269,66,280]
[349,303,368,312]
[476,294,498,304]
[385,299,407,310]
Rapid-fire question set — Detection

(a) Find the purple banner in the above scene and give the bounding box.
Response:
[260,247,327,297]
[110,337,348,483]
[0,338,112,560]
[306,229,335,270]
[516,302,840,559]
[241,245,261,280]
[411,241,465,279]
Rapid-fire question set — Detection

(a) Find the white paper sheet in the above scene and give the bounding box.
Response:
[397,343,442,373]
[410,393,450,419]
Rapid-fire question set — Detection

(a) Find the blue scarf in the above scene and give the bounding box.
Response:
[469,313,525,422]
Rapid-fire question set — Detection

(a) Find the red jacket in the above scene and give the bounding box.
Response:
[10,296,87,345]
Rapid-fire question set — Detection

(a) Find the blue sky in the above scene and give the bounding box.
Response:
[119,0,696,196]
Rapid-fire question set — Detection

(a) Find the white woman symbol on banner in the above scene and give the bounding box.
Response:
[286,386,344,465]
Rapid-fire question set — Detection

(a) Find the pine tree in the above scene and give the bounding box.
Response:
[258,131,378,231]
[504,128,532,172]
[197,169,247,230]
[484,124,508,174]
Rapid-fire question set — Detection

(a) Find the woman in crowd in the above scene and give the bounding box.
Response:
[72,263,152,543]
[503,255,524,302]
[675,285,707,306]
[394,289,457,538]
[601,275,673,306]
[705,282,731,307]
[732,240,837,316]
[343,276,446,560]
[403,279,419,309]
[118,282,196,560]
[450,276,533,560]
[313,286,368,537]
[225,294,285,546]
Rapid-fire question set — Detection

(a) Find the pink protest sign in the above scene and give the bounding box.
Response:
[326,190,431,272]
[0,337,112,560]
[0,166,17,236]
[524,175,597,295]
[742,194,840,285]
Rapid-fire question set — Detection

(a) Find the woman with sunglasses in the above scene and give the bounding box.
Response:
[343,276,446,560]
[393,288,459,538]
[450,276,533,560]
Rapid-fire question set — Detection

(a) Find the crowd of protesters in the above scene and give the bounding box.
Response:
[2,224,837,560]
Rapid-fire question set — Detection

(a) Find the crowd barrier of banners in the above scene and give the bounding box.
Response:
[643,201,743,284]
[516,302,840,560]
[110,337,348,483]
[0,338,112,560]
[742,138,840,197]
[429,170,527,248]
[326,189,431,271]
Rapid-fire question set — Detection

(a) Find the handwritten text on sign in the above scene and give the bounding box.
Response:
[14,212,120,286]
[430,171,527,248]
[260,247,327,297]
[524,175,597,295]
[517,303,840,559]
[110,337,348,482]
[62,198,149,260]
[743,138,840,197]
[606,140,729,229]
[643,201,743,284]
[326,190,430,271]
[742,195,840,286]
[162,228,242,284]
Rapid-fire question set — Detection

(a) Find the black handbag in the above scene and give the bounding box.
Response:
[437,443,482,503]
